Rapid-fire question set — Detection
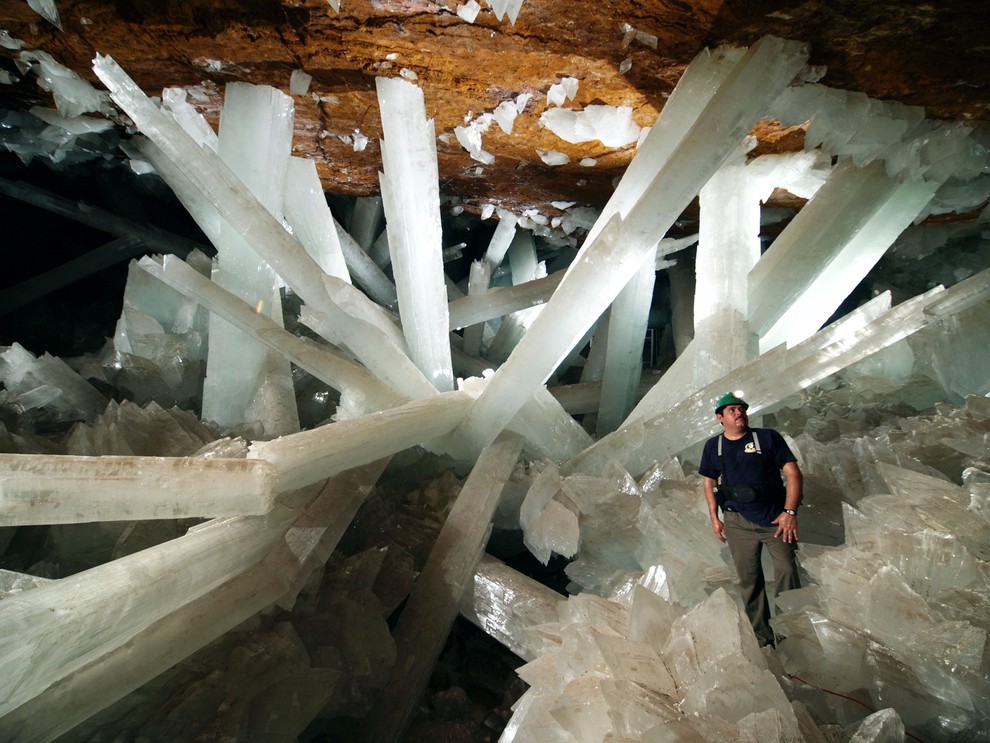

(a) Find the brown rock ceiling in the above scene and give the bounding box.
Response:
[1,0,990,217]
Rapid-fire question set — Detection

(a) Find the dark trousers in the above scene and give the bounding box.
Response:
[723,510,800,647]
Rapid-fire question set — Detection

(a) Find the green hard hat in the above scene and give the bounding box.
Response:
[715,392,748,415]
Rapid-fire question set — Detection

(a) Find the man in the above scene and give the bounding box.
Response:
[699,392,802,647]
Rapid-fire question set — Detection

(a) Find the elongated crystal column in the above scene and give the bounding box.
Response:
[507,386,593,462]
[0,453,277,525]
[139,256,406,416]
[0,463,387,742]
[624,153,760,424]
[0,505,298,717]
[448,270,563,330]
[487,231,544,362]
[461,259,492,356]
[448,37,809,458]
[596,246,656,435]
[202,82,299,436]
[459,553,561,661]
[750,158,940,352]
[92,56,427,394]
[577,43,746,252]
[349,195,384,252]
[284,156,351,282]
[248,390,473,492]
[332,213,399,309]
[376,76,454,391]
[566,267,990,477]
[362,432,524,742]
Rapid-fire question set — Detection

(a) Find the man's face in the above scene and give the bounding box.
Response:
[718,404,748,429]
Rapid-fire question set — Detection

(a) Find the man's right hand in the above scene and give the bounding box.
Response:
[711,518,727,543]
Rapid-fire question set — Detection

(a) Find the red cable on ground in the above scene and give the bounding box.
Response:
[786,673,928,743]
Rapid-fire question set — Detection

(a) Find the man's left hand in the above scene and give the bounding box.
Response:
[772,511,798,543]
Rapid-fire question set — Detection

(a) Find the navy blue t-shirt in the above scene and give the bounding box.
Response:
[698,427,796,526]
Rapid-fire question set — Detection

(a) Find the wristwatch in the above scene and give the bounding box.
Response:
[784,508,798,516]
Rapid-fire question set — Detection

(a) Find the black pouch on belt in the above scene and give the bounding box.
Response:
[720,484,762,503]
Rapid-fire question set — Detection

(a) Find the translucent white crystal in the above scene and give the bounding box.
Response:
[546,76,578,107]
[139,255,406,417]
[21,50,108,117]
[376,76,454,391]
[284,156,351,281]
[596,246,656,435]
[459,554,561,662]
[360,433,523,740]
[0,453,277,525]
[493,99,518,133]
[248,390,472,491]
[28,0,62,31]
[0,342,108,423]
[540,105,640,148]
[289,68,312,95]
[485,0,524,24]
[751,158,940,352]
[536,148,569,165]
[201,82,299,436]
[457,0,481,23]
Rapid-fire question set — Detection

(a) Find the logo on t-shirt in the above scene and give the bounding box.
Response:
[744,442,757,453]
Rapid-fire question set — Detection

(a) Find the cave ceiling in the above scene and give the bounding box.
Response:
[1,0,989,220]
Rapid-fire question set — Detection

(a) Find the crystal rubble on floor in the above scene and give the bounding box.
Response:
[93,57,435,403]
[0,461,390,742]
[475,398,988,740]
[0,343,108,424]
[448,37,810,461]
[568,266,990,479]
[501,587,808,742]
[375,76,454,392]
[201,82,299,437]
[0,452,277,525]
[772,467,990,740]
[139,255,406,419]
[361,433,524,741]
[750,157,941,353]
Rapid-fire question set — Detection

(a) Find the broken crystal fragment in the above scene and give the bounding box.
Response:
[457,0,481,23]
[540,105,640,148]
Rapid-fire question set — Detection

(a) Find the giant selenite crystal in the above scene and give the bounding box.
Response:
[0,31,987,743]
[201,82,299,436]
[375,76,454,392]
[449,36,810,459]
